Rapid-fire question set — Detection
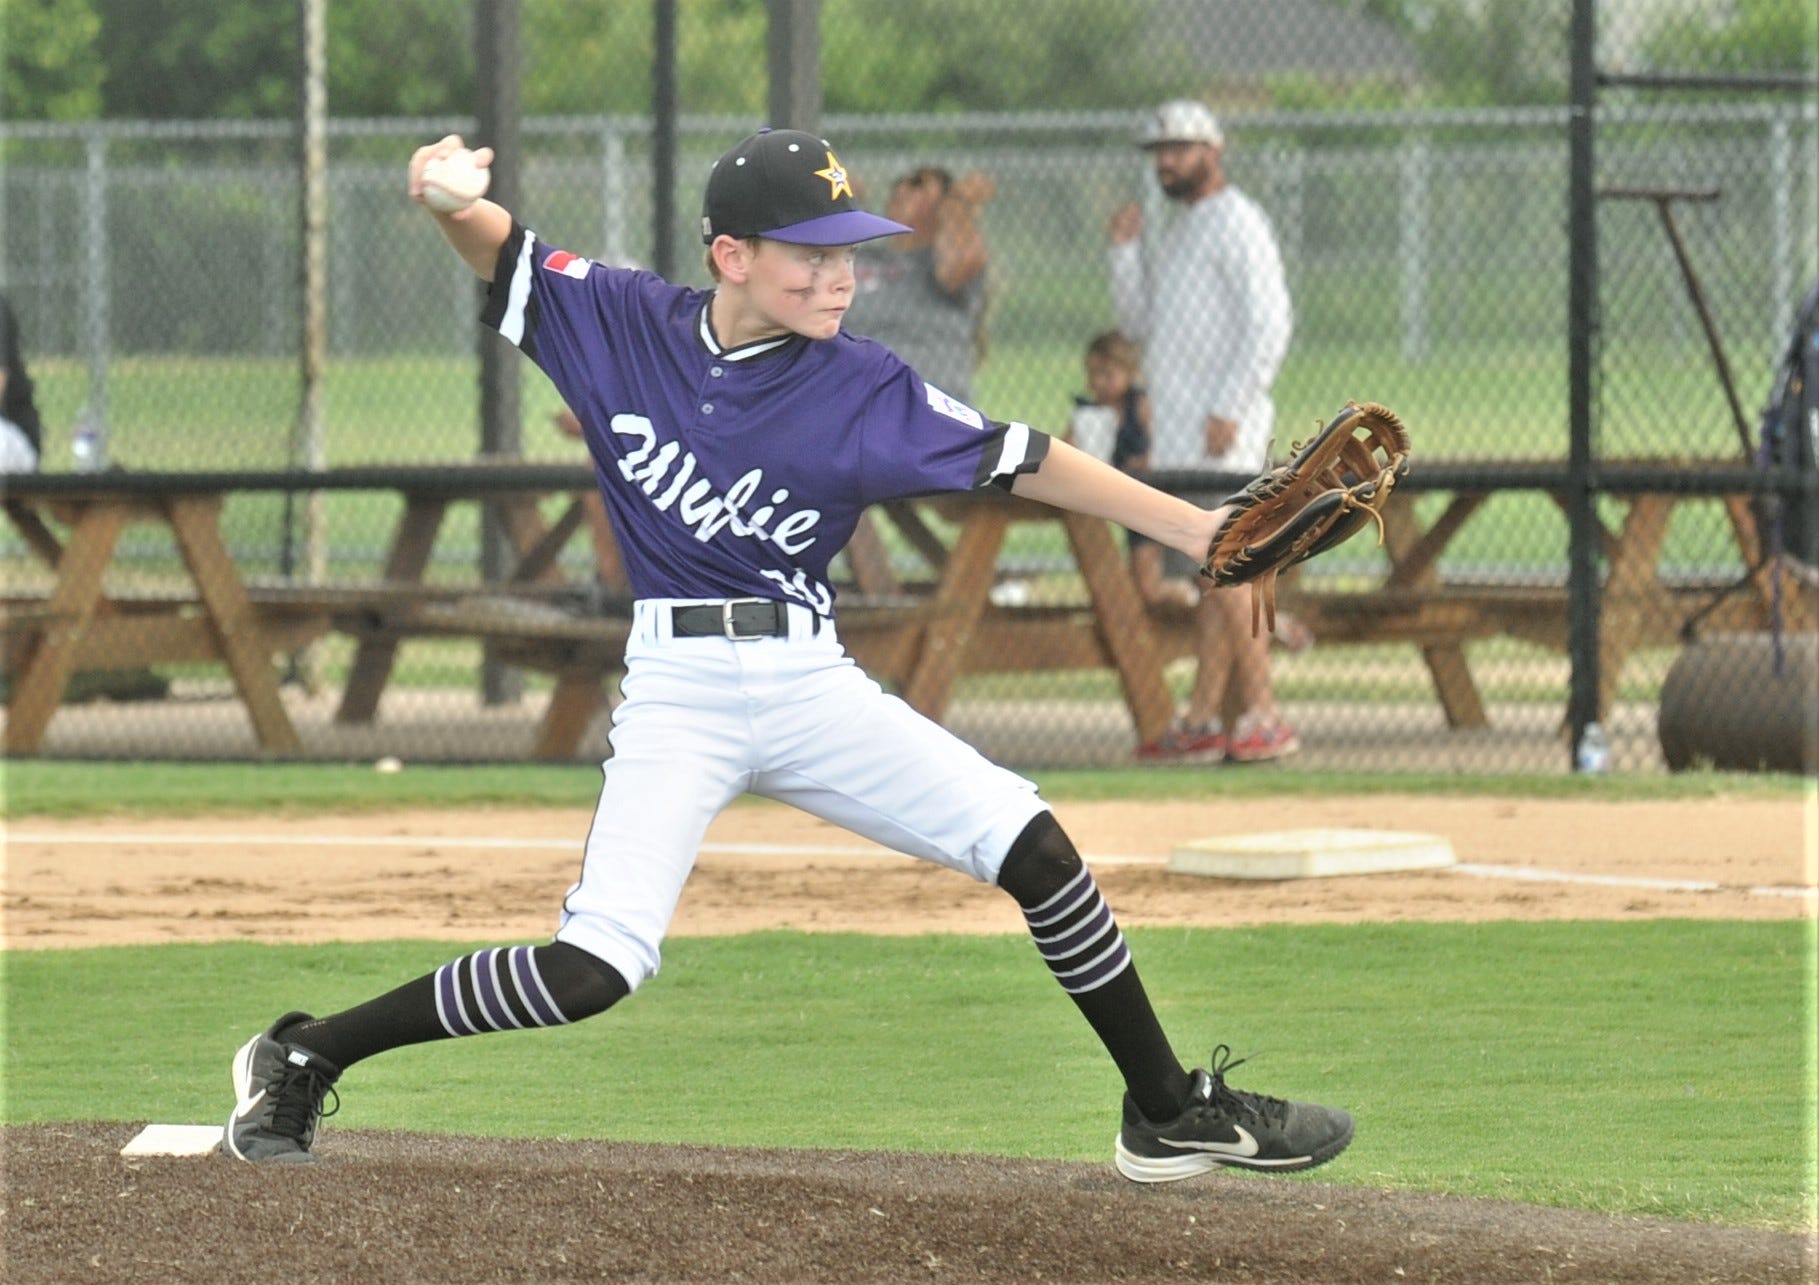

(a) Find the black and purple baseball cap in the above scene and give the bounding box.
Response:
[700,128,911,247]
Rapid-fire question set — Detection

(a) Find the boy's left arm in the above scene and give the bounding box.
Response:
[1011,436,1221,564]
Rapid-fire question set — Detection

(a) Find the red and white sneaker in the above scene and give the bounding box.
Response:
[1226,713,1300,763]
[1137,719,1226,764]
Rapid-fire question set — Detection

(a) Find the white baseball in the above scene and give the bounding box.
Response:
[421,149,490,214]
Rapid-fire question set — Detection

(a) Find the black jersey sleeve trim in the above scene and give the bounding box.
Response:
[480,222,529,333]
[975,420,1051,491]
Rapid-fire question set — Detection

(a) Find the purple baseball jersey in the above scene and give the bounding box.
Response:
[482,224,1049,615]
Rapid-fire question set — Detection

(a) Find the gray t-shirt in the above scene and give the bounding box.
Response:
[849,244,984,403]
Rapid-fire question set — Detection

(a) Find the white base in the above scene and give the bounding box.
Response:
[121,1123,225,1157]
[1168,828,1457,881]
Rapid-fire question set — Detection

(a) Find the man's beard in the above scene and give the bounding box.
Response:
[1158,169,1200,200]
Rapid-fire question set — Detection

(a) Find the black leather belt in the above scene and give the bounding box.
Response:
[671,598,813,640]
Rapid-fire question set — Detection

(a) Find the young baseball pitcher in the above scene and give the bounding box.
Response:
[224,128,1363,1182]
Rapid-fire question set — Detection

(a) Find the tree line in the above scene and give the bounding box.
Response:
[3,0,1807,123]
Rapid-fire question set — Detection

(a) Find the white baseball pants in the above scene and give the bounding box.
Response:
[554,599,1050,988]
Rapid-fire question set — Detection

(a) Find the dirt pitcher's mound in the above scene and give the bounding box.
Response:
[4,1124,1810,1284]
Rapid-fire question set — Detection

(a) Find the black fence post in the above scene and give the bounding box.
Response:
[766,0,822,133]
[1566,0,1602,770]
[477,0,524,705]
[651,0,677,281]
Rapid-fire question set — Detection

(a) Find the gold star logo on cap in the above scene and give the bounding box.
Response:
[814,150,853,201]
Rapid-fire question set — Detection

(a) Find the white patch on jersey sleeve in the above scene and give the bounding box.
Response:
[499,231,538,347]
[924,382,984,430]
[989,421,1033,479]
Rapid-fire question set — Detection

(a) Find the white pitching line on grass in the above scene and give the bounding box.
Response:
[0,830,1162,866]
[1451,861,1818,898]
[4,832,1812,896]
[1450,862,1722,893]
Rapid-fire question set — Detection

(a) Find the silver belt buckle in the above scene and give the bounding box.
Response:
[722,597,768,640]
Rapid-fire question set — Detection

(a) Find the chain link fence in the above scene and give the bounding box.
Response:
[2,1,1813,770]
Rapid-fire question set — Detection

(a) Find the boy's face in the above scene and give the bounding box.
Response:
[1085,353,1135,406]
[740,239,859,341]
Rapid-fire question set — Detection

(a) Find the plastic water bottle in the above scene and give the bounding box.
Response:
[1575,720,1612,775]
[71,404,108,473]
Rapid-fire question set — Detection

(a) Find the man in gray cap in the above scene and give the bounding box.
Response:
[1108,99,1299,764]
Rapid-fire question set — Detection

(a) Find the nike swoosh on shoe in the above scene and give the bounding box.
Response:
[1156,1124,1261,1157]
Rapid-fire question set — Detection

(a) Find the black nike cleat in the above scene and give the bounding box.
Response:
[1115,1045,1353,1182]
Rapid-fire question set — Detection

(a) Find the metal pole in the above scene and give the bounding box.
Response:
[651,0,677,280]
[1399,133,1429,364]
[290,0,330,689]
[1566,0,1602,769]
[1648,196,1756,461]
[766,0,822,133]
[477,0,523,705]
[82,132,110,438]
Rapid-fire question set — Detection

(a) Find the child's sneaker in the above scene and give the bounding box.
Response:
[1115,1046,1353,1182]
[1225,712,1299,763]
[1136,718,1225,764]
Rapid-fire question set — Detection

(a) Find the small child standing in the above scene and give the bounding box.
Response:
[1072,331,1199,611]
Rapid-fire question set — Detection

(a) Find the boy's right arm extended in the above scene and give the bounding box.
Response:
[409,135,512,280]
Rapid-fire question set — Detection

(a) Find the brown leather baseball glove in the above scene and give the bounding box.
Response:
[1201,400,1412,635]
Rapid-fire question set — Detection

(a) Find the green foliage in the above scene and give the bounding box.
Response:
[84,0,477,120]
[1,0,104,120]
[825,0,1189,113]
[3,922,1810,1228]
[1347,0,1569,105]
[0,0,1396,124]
[1638,0,1818,77]
[20,0,1813,125]
[523,0,1184,117]
[92,0,292,119]
[522,0,769,117]
[10,0,1180,122]
[11,0,1813,125]
[323,1,478,117]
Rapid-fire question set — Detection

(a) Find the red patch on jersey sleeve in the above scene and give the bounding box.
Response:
[542,250,592,279]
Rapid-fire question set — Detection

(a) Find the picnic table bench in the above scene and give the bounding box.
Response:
[0,463,610,756]
[5,456,1809,760]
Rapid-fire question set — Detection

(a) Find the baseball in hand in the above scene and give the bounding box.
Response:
[421,149,490,214]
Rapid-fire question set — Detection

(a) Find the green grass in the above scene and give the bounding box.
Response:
[1,766,1811,1228]
[2,921,1811,1229]
[1,758,1808,818]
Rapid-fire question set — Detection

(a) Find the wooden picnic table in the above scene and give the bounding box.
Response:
[2,484,306,753]
[5,458,1806,759]
[311,485,1177,755]
[840,493,1176,745]
[1146,459,1817,727]
[0,462,605,756]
